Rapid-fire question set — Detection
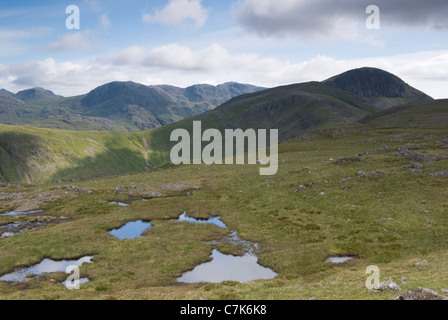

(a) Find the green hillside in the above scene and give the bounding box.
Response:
[360,99,448,127]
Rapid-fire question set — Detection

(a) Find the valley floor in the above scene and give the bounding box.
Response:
[1,126,448,300]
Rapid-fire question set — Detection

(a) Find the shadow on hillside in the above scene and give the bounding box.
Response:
[49,139,166,183]
[0,131,46,182]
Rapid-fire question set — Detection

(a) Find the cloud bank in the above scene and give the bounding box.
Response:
[1,43,448,99]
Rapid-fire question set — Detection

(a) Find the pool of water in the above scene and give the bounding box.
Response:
[326,256,354,264]
[0,256,93,283]
[0,210,43,216]
[109,220,152,240]
[177,212,227,229]
[0,222,45,238]
[178,249,277,284]
[109,201,130,207]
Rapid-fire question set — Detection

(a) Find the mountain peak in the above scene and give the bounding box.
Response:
[323,67,432,110]
[15,87,62,101]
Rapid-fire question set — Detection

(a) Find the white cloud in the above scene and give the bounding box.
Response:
[143,0,208,29]
[1,44,448,99]
[41,31,95,52]
[100,14,111,29]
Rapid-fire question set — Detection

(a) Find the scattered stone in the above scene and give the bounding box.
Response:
[294,185,306,193]
[333,157,365,165]
[1,232,14,238]
[402,163,423,170]
[157,182,201,192]
[410,169,423,175]
[371,279,401,292]
[441,289,448,294]
[358,170,385,178]
[51,185,92,194]
[409,153,448,164]
[414,260,429,268]
[317,192,325,197]
[32,192,60,202]
[430,170,448,178]
[0,192,27,201]
[400,277,407,285]
[331,282,340,286]
[358,145,389,157]
[426,219,436,225]
[391,288,448,300]
[294,286,304,290]
[339,177,353,184]
[114,185,165,198]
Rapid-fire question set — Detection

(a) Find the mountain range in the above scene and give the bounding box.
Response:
[0,82,264,131]
[1,67,445,183]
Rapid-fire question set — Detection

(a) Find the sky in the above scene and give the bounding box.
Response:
[0,0,447,98]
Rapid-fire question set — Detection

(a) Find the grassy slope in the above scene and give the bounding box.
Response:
[0,125,156,183]
[360,99,448,127]
[0,126,447,300]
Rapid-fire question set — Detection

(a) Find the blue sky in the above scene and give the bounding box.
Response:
[1,0,448,98]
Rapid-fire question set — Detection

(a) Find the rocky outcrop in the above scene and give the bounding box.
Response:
[391,288,448,300]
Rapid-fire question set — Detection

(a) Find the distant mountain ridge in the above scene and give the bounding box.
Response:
[0,82,264,131]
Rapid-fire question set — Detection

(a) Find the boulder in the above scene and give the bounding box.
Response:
[391,288,448,300]
[14,201,42,213]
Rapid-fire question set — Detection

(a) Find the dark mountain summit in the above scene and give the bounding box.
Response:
[15,87,62,101]
[323,67,432,110]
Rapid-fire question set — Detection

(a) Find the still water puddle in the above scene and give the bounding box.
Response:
[178,249,277,284]
[326,256,354,264]
[0,222,45,238]
[1,210,43,216]
[177,212,227,229]
[109,220,152,240]
[0,256,93,283]
[109,201,130,207]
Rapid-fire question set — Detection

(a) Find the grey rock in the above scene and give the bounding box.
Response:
[391,288,448,300]
[0,192,27,201]
[402,162,423,170]
[51,185,92,194]
[371,279,401,292]
[414,260,429,268]
[358,170,385,178]
[14,201,41,213]
[339,177,353,184]
[294,185,306,193]
[1,232,14,238]
[430,170,448,178]
[333,157,365,165]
